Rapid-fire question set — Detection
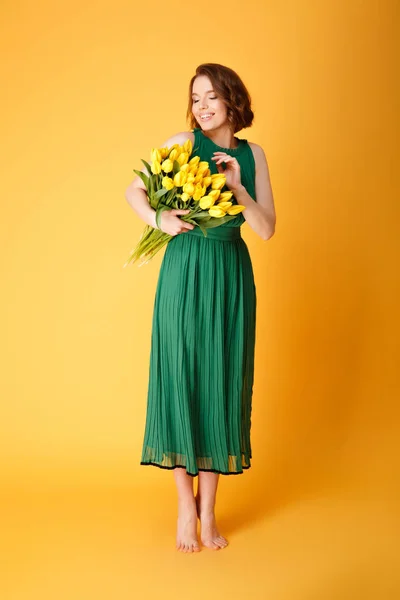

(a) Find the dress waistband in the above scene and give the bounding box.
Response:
[185,226,242,241]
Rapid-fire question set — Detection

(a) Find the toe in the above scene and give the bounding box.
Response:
[218,536,228,546]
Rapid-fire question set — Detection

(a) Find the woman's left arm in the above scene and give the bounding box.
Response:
[234,143,276,240]
[212,143,276,241]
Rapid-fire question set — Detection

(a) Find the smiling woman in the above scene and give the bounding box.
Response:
[125,62,276,553]
[188,63,255,138]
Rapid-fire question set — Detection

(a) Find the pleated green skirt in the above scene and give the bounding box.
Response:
[140,225,256,477]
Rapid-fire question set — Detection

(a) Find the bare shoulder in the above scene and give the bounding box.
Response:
[161,130,195,147]
[248,141,268,168]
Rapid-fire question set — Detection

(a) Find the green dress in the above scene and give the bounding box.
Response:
[140,127,257,477]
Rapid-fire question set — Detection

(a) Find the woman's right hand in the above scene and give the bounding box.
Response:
[159,209,195,236]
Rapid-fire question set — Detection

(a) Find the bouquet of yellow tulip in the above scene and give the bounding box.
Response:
[123,138,246,267]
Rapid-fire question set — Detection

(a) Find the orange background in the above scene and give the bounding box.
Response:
[1,1,399,598]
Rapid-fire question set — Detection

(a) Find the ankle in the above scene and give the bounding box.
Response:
[195,495,215,514]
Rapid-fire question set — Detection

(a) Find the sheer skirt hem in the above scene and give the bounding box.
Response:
[140,461,251,477]
[140,447,252,477]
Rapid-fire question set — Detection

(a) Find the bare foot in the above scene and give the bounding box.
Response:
[195,495,229,550]
[176,500,201,553]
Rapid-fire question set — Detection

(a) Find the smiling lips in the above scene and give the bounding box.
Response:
[200,113,214,120]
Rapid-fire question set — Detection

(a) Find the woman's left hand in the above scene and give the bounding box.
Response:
[211,152,242,192]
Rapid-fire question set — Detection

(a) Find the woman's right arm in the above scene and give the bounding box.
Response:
[125,131,195,235]
[125,178,158,229]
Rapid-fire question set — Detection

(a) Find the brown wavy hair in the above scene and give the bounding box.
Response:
[186,63,254,134]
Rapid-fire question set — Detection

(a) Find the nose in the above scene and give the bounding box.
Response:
[199,97,208,110]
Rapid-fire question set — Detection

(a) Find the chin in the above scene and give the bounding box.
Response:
[199,121,217,130]
[197,117,219,130]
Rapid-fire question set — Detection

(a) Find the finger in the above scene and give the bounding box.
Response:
[181,222,195,230]
[172,209,191,215]
[211,152,236,160]
[214,156,237,162]
[213,159,237,166]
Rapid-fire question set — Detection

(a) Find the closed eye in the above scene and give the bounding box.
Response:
[193,97,217,103]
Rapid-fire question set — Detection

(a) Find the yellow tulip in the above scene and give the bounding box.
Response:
[189,155,200,167]
[211,176,226,190]
[169,148,179,162]
[197,169,209,180]
[151,148,162,163]
[227,205,246,215]
[194,173,204,184]
[160,147,169,159]
[151,160,162,175]
[186,173,195,183]
[218,191,233,202]
[202,176,212,188]
[180,163,190,172]
[174,171,187,187]
[177,152,189,166]
[208,189,221,201]
[161,158,174,173]
[217,201,233,210]
[209,206,226,218]
[193,183,205,201]
[162,176,174,190]
[183,182,195,196]
[199,195,215,209]
[183,139,192,155]
[181,192,190,202]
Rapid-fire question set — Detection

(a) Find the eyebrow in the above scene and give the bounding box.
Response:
[191,90,215,96]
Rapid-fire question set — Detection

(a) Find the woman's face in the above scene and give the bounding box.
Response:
[191,75,229,131]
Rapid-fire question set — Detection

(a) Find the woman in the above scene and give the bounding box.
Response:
[125,63,276,553]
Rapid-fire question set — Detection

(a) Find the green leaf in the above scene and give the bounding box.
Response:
[173,160,181,175]
[141,159,152,175]
[203,215,237,228]
[193,210,212,218]
[149,195,158,210]
[198,223,208,237]
[184,218,198,226]
[155,204,171,229]
[148,174,155,197]
[133,170,149,188]
[153,187,170,201]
